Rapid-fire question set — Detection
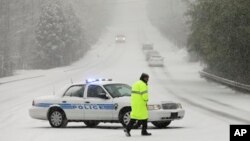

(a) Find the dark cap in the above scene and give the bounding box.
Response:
[140,73,149,81]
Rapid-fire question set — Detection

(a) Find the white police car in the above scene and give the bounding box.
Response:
[29,79,185,128]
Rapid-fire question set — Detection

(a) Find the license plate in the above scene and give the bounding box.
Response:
[170,112,178,118]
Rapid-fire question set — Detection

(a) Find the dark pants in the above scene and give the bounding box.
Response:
[126,119,148,133]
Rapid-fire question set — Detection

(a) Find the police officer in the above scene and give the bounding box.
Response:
[124,73,152,137]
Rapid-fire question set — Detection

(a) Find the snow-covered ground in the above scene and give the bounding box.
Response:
[1,0,250,141]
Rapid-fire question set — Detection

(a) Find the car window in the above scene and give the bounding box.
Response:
[64,85,85,98]
[87,85,106,99]
[104,84,131,98]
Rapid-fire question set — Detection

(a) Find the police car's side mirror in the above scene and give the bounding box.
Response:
[104,95,110,99]
[106,94,111,99]
[99,93,109,99]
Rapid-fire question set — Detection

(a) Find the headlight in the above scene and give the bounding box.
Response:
[147,104,161,110]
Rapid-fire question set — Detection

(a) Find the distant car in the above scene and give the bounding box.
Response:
[145,50,160,61]
[142,44,154,54]
[115,35,126,43]
[29,79,184,128]
[148,55,164,67]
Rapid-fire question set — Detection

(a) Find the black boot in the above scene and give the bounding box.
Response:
[124,129,131,137]
[141,131,152,136]
[124,119,136,137]
[141,119,152,136]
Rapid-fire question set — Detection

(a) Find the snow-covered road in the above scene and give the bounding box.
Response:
[0,0,250,141]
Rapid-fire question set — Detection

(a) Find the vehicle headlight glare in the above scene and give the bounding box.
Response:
[147,104,161,110]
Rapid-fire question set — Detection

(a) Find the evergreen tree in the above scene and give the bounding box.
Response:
[187,0,250,84]
[0,0,13,77]
[62,6,82,65]
[34,0,67,69]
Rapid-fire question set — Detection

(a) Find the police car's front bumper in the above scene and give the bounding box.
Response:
[148,109,185,121]
[29,107,48,120]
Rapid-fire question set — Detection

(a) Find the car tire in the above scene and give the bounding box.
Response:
[151,121,171,128]
[119,108,140,129]
[84,121,100,128]
[48,109,68,128]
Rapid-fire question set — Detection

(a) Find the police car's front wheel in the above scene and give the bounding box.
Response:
[119,109,140,129]
[48,109,68,128]
[151,121,171,128]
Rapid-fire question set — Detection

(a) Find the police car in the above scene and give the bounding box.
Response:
[29,79,185,128]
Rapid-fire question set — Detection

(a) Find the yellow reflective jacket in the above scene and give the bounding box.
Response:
[130,80,149,120]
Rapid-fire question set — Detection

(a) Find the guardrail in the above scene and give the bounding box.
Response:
[0,75,44,85]
[199,71,250,92]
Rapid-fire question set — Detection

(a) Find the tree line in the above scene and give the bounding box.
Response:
[187,0,250,84]
[0,0,113,77]
[33,0,83,68]
[147,0,250,84]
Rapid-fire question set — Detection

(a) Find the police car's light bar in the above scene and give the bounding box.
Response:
[86,78,112,83]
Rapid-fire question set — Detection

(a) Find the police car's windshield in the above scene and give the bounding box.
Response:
[103,84,131,98]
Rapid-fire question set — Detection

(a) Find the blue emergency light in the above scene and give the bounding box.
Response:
[86,78,112,83]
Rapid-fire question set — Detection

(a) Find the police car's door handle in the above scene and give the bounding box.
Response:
[62,101,67,103]
[85,101,90,103]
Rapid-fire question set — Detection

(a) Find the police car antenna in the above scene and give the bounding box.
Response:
[70,78,73,84]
